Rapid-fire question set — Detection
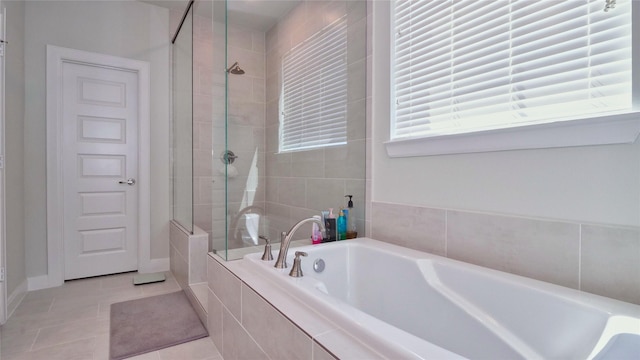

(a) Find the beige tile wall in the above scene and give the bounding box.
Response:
[371,201,640,305]
[192,13,221,247]
[263,0,368,242]
[187,10,268,251]
[177,1,368,255]
[224,23,268,250]
[207,255,309,359]
[580,224,640,304]
[170,219,210,285]
[169,220,190,290]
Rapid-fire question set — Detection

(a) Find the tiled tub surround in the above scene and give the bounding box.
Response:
[243,239,640,359]
[170,220,209,326]
[209,240,640,360]
[371,201,640,306]
[207,253,385,360]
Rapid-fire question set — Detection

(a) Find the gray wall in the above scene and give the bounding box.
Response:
[4,0,26,299]
[23,1,171,278]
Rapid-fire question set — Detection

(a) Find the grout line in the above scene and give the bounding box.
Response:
[28,329,41,352]
[578,224,582,291]
[444,210,448,258]
[48,298,56,312]
[30,334,98,355]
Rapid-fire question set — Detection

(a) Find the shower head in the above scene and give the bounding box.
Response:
[226,61,245,75]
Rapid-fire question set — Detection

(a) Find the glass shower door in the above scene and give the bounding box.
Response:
[171,3,194,233]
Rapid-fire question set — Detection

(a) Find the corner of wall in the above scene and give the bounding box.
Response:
[3,0,27,303]
[6,278,27,320]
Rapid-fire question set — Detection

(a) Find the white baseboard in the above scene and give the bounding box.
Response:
[28,274,57,291]
[7,279,28,319]
[24,258,169,293]
[138,257,170,274]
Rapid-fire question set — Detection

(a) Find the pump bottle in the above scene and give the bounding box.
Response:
[345,195,357,239]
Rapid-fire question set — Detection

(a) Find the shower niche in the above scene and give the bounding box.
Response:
[173,0,367,260]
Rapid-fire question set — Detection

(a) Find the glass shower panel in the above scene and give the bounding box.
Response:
[216,0,367,260]
[172,5,194,233]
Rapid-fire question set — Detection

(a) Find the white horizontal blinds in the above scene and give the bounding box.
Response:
[280,15,348,152]
[392,0,632,140]
[510,0,632,121]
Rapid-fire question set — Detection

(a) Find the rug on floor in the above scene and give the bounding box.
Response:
[109,290,208,360]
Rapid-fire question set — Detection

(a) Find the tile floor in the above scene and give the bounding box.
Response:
[0,272,222,360]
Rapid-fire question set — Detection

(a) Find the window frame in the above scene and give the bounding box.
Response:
[385,0,640,157]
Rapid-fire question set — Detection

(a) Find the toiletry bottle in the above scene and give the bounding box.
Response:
[324,209,337,242]
[337,208,347,240]
[311,215,322,244]
[321,210,331,242]
[345,195,357,239]
[342,207,349,235]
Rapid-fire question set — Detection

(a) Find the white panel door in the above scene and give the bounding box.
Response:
[62,61,138,280]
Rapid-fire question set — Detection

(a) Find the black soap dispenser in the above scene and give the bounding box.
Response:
[345,195,357,239]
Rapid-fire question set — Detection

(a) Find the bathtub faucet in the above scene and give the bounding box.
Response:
[274,217,326,269]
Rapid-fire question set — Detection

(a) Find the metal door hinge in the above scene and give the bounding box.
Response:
[0,267,5,282]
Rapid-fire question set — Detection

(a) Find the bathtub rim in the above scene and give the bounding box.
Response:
[212,243,461,359]
[220,238,640,359]
[246,238,640,316]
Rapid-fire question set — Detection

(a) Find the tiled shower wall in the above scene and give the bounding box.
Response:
[172,7,268,250]
[191,13,221,247]
[370,201,640,305]
[172,1,368,251]
[263,0,368,242]
[223,24,268,250]
[169,8,221,244]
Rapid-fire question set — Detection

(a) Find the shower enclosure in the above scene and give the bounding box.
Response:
[171,0,194,234]
[171,0,367,260]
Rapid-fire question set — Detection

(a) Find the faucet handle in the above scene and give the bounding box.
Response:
[259,236,273,261]
[289,251,308,277]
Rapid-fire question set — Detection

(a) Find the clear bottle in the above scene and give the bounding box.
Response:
[311,215,322,244]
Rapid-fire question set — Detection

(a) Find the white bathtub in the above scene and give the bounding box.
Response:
[244,238,640,359]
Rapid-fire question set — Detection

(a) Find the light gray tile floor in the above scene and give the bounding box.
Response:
[0,272,221,360]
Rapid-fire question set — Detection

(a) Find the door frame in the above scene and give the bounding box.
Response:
[46,45,150,287]
[0,5,6,324]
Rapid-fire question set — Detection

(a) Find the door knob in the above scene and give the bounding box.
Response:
[118,178,136,186]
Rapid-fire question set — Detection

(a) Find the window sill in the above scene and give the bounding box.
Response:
[385,113,640,157]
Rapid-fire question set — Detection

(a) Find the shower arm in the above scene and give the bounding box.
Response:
[226,62,239,73]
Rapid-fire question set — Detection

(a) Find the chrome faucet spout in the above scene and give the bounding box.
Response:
[274,217,326,269]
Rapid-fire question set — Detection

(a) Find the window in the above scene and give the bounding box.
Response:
[280,15,348,153]
[388,0,639,156]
